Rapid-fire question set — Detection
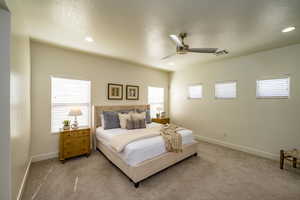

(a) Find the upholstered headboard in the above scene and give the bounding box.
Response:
[92,104,150,132]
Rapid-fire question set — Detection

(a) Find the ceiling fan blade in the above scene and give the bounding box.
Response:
[169,35,184,47]
[187,48,218,53]
[161,53,176,60]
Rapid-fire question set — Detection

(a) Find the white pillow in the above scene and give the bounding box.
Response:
[131,112,146,121]
[118,112,132,129]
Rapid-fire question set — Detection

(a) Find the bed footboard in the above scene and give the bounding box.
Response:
[96,139,198,187]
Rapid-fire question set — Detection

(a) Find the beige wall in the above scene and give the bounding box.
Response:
[0,8,11,200]
[170,44,300,159]
[30,41,169,157]
[8,0,32,199]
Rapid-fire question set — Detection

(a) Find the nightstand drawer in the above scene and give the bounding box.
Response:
[78,147,89,153]
[74,130,89,136]
[64,145,88,155]
[64,136,89,145]
[63,130,89,137]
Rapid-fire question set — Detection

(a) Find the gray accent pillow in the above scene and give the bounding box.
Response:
[136,109,151,124]
[102,111,121,129]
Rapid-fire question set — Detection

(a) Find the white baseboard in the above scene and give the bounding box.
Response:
[31,152,58,163]
[17,157,32,200]
[195,135,279,161]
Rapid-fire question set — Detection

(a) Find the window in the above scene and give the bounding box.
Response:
[148,87,164,118]
[256,77,290,98]
[188,84,203,99]
[51,77,91,133]
[215,81,237,99]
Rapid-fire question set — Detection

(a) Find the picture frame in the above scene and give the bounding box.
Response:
[107,83,123,100]
[126,85,139,100]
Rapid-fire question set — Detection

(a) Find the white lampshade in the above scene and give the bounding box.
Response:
[68,108,82,116]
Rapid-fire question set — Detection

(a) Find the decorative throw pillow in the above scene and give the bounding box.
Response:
[126,119,146,129]
[118,112,132,129]
[136,109,151,124]
[126,119,135,130]
[131,112,146,121]
[102,111,121,130]
[139,119,146,129]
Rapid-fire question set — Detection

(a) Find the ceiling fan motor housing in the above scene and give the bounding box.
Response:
[176,44,189,54]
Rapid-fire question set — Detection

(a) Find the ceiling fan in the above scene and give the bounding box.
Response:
[162,33,228,60]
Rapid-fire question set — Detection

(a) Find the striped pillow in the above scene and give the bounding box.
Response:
[126,119,146,130]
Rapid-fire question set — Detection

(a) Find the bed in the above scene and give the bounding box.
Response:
[92,105,198,187]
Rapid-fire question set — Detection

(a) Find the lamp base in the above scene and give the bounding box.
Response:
[71,120,79,129]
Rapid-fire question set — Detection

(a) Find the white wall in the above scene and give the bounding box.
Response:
[7,0,32,199]
[30,41,169,157]
[170,44,300,159]
[0,8,11,200]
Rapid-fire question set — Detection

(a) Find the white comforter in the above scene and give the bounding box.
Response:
[96,123,195,166]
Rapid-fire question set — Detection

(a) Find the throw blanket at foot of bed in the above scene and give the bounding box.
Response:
[110,124,184,153]
[160,124,183,153]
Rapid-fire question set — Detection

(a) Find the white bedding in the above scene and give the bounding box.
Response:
[96,122,196,166]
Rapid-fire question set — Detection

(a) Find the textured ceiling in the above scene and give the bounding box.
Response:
[24,0,300,71]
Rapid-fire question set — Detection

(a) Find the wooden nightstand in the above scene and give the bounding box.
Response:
[59,127,91,163]
[152,118,170,124]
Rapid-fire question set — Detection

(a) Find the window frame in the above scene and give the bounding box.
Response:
[187,83,203,100]
[214,80,238,100]
[256,76,290,99]
[50,76,92,134]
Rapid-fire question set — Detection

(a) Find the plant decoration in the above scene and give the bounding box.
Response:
[62,120,71,130]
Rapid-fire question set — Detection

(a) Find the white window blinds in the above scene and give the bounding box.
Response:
[256,77,290,98]
[51,77,91,132]
[188,85,203,99]
[148,87,164,118]
[215,81,237,99]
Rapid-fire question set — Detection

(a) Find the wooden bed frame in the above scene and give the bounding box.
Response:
[92,105,198,188]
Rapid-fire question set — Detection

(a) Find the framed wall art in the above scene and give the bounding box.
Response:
[126,85,139,100]
[107,83,123,100]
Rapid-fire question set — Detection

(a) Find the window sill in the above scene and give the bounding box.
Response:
[256,97,289,99]
[215,97,237,100]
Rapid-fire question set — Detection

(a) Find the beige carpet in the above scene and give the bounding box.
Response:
[22,141,300,200]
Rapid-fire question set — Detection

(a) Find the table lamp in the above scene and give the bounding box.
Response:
[68,108,82,129]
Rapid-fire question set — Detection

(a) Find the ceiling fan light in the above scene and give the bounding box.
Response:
[85,36,94,42]
[169,34,183,46]
[169,34,177,39]
[281,26,295,33]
